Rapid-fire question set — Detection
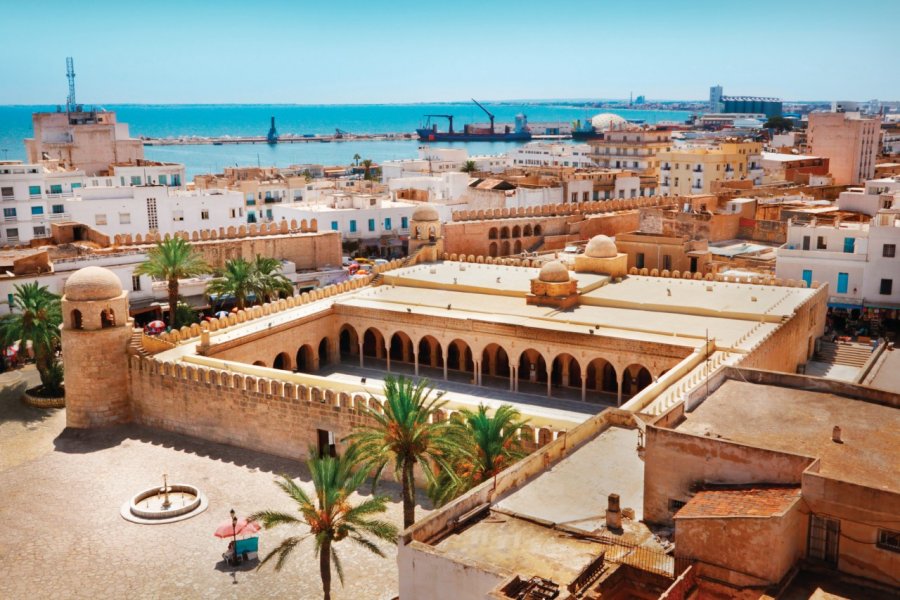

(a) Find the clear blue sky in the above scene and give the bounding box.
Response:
[2,0,897,104]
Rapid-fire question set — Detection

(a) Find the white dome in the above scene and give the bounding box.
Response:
[585,235,618,258]
[538,261,570,283]
[590,113,628,131]
[64,266,123,301]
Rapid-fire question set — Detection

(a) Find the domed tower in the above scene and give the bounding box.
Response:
[61,266,132,428]
[575,235,628,278]
[527,260,579,309]
[408,204,443,262]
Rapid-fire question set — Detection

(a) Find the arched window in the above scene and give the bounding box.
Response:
[488,227,498,240]
[534,224,543,236]
[71,309,83,330]
[100,309,115,328]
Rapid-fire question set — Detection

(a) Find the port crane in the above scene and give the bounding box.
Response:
[470,98,495,133]
[422,114,454,134]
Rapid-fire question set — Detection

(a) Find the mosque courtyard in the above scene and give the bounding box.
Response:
[0,367,408,600]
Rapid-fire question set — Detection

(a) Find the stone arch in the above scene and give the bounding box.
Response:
[296,344,316,373]
[501,240,511,256]
[272,352,291,371]
[71,309,83,330]
[446,338,474,374]
[489,241,498,257]
[481,343,511,384]
[318,337,330,368]
[512,225,521,238]
[513,239,523,254]
[417,334,444,369]
[100,308,116,328]
[551,353,582,389]
[518,348,548,386]
[339,324,359,359]
[252,360,266,367]
[500,226,510,239]
[533,224,543,236]
[585,357,618,396]
[389,331,414,364]
[622,363,653,397]
[488,227,498,240]
[362,327,387,360]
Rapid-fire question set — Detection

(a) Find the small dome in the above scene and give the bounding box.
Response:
[585,235,618,258]
[539,261,570,283]
[590,113,628,131]
[64,266,123,301]
[411,204,439,222]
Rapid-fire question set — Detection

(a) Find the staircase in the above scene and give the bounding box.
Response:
[128,328,150,358]
[814,340,871,368]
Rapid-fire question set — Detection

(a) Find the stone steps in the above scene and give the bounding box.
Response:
[814,341,871,368]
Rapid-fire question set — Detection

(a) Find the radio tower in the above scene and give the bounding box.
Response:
[65,57,76,112]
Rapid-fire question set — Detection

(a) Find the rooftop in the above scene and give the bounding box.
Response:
[673,379,900,492]
[675,486,801,519]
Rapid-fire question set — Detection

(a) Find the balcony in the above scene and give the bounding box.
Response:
[46,191,74,199]
[661,165,671,171]
[48,212,71,221]
[692,167,703,173]
[1,195,14,202]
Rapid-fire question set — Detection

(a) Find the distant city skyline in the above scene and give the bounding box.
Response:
[2,0,898,105]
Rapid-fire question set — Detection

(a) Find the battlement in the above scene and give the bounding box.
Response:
[450,197,673,222]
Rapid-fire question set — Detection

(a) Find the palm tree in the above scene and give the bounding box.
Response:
[345,376,465,528]
[135,238,210,327]
[207,257,254,310]
[360,159,374,181]
[460,160,477,174]
[251,450,398,600]
[251,255,294,303]
[352,153,361,167]
[0,282,63,394]
[429,404,528,508]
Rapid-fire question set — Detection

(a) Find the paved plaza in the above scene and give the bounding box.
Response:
[0,367,411,600]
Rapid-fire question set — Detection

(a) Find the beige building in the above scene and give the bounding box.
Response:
[659,140,763,196]
[24,110,144,176]
[808,111,880,185]
[588,127,673,177]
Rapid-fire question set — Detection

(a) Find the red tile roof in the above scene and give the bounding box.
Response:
[675,487,801,519]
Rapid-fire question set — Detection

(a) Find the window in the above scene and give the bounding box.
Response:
[877,529,900,553]
[802,235,810,250]
[130,176,141,186]
[31,205,44,215]
[172,174,181,186]
[172,210,184,222]
[201,209,209,220]
[836,273,848,294]
[52,204,64,214]
[349,220,357,233]
[28,185,41,197]
[401,217,409,229]
[663,255,672,270]
[6,228,18,239]
[802,269,813,288]
[384,217,392,230]
[880,279,893,295]
[119,212,130,225]
[368,218,375,232]
[71,182,81,189]
[1,186,12,198]
[229,208,242,218]
[843,237,855,253]
[3,207,16,219]
[636,253,645,269]
[158,175,168,186]
[95,213,107,226]
[816,236,826,249]
[49,184,62,194]
[331,221,338,231]
[146,198,158,230]
[884,244,896,258]
[33,226,47,237]
[132,275,141,292]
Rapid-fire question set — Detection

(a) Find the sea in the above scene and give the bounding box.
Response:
[0,103,693,179]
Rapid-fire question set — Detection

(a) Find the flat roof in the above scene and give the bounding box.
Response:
[674,380,900,492]
[761,152,823,162]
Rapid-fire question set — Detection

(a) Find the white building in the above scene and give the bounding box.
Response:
[836,177,900,217]
[507,142,595,169]
[381,147,505,182]
[387,172,471,204]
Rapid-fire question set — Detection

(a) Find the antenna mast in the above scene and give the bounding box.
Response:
[66,57,76,112]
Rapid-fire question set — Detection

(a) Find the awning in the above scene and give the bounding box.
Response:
[828,302,863,310]
[863,301,900,310]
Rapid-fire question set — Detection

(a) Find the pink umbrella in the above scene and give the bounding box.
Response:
[147,320,166,328]
[214,516,260,539]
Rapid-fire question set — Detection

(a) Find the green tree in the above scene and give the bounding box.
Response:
[173,302,199,329]
[352,153,361,167]
[360,159,374,181]
[251,255,294,303]
[460,160,477,174]
[251,450,398,600]
[764,115,793,132]
[206,257,255,310]
[0,282,63,394]
[135,238,210,328]
[429,404,528,507]
[345,376,464,529]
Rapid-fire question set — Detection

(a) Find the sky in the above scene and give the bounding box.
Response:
[1,0,898,105]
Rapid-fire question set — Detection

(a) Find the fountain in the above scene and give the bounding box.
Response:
[120,474,208,524]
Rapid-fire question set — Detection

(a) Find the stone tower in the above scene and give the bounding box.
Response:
[61,266,132,428]
[408,204,443,262]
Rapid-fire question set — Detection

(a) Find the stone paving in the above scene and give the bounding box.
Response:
[0,369,413,600]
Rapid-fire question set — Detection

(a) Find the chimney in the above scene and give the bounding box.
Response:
[832,426,843,444]
[606,493,622,530]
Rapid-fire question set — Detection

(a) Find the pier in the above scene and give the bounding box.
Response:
[141,132,416,146]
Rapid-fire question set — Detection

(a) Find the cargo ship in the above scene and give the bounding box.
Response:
[416,98,532,142]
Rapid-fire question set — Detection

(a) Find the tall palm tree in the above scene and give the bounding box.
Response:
[352,153,361,167]
[345,376,465,529]
[429,404,528,508]
[135,238,210,327]
[251,450,398,600]
[251,255,294,303]
[460,160,477,174]
[360,159,374,181]
[206,257,255,310]
[0,282,63,393]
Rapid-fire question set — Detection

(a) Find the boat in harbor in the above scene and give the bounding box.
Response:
[416,98,532,142]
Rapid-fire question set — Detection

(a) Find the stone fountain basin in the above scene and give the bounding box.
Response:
[121,484,209,525]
